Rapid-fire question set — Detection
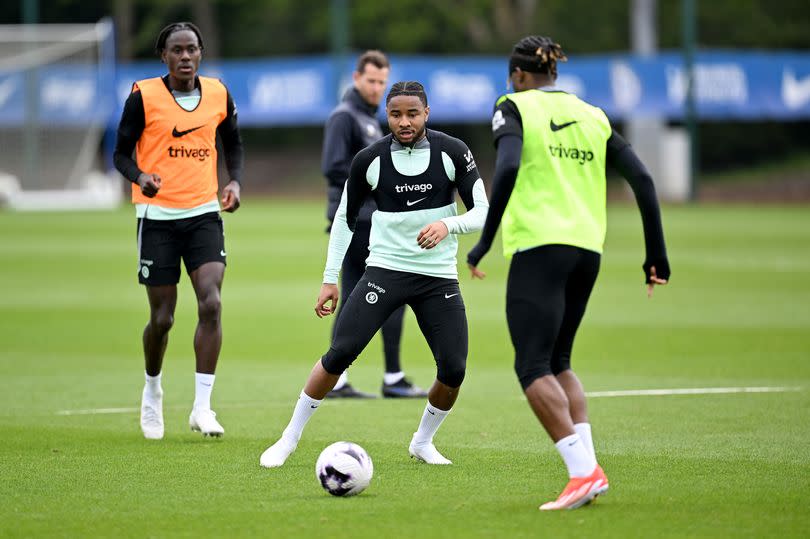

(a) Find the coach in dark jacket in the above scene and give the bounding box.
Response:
[323,87,381,224]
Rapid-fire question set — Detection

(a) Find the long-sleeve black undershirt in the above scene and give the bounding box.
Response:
[113,76,244,185]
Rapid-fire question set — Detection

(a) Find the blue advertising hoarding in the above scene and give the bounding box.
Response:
[1,51,809,127]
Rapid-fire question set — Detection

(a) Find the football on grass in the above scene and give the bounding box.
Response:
[315,441,373,496]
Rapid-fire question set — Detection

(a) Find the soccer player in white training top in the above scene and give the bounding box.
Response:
[260,81,489,467]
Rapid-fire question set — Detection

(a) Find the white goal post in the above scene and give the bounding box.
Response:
[0,19,122,211]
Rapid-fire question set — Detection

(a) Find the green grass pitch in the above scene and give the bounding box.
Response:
[1,200,808,538]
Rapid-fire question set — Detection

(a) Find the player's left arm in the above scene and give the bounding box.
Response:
[605,128,670,295]
[217,88,244,212]
[443,138,489,234]
[418,139,490,250]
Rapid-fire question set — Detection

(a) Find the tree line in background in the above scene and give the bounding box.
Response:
[2,0,809,178]
[2,0,809,58]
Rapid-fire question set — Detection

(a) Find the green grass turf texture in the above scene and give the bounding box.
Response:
[1,200,808,538]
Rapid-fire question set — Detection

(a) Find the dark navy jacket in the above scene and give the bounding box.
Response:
[321,87,384,224]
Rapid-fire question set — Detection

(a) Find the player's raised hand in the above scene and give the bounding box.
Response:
[417,221,449,249]
[137,173,161,198]
[315,283,340,318]
[221,180,241,213]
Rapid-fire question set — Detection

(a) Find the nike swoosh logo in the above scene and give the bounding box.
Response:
[427,409,435,415]
[444,293,459,299]
[406,197,427,207]
[782,69,810,109]
[310,405,319,409]
[172,125,205,137]
[550,119,578,132]
[220,250,227,257]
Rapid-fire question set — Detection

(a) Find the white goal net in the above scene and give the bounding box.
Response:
[0,20,121,211]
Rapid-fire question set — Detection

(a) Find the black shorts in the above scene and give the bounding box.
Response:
[506,244,600,389]
[136,212,226,286]
[321,266,468,388]
[331,220,407,369]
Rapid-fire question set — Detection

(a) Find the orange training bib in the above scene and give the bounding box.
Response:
[131,76,227,208]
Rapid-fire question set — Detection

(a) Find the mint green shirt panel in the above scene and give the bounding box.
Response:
[323,141,487,282]
[135,199,220,219]
[367,146,462,279]
[502,90,611,256]
[175,94,201,112]
[366,203,462,279]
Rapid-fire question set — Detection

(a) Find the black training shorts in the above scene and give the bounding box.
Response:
[136,211,226,286]
[506,244,601,388]
[321,266,468,388]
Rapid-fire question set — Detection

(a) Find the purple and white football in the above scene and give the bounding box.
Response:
[315,441,374,496]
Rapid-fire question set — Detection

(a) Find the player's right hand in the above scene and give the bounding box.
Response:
[466,241,490,268]
[468,264,486,280]
[137,173,161,198]
[315,283,340,318]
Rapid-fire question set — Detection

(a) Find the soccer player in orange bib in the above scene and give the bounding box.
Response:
[114,22,243,440]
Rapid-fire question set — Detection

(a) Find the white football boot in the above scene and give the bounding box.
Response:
[140,386,164,440]
[409,436,452,465]
[189,408,224,437]
[259,437,298,468]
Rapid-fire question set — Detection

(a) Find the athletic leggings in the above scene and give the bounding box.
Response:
[322,267,468,388]
[332,221,405,373]
[506,244,601,389]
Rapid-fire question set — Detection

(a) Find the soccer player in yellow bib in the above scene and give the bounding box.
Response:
[467,36,671,510]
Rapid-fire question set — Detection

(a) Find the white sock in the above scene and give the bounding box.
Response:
[383,371,405,385]
[332,371,348,391]
[555,433,597,478]
[574,422,595,460]
[281,390,323,443]
[144,372,162,395]
[412,403,450,444]
[193,372,215,411]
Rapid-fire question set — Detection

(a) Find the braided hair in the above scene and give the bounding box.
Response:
[155,22,204,56]
[508,35,567,78]
[386,81,428,107]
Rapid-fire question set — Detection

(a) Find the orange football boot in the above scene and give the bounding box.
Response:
[539,464,609,511]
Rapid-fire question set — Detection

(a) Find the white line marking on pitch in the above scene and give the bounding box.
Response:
[54,401,281,416]
[57,387,803,416]
[56,407,138,416]
[585,386,802,398]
